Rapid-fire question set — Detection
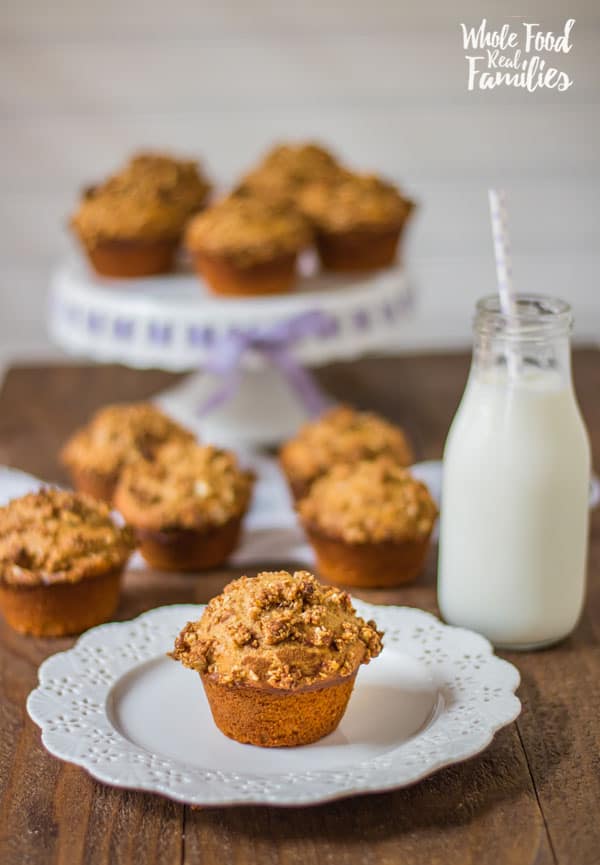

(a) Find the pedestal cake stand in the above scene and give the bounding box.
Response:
[49,255,412,446]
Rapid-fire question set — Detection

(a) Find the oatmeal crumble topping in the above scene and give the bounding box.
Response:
[299,172,414,233]
[61,402,195,477]
[185,196,311,266]
[279,405,414,489]
[114,440,254,531]
[171,570,383,688]
[237,142,344,205]
[71,151,210,246]
[0,489,135,586]
[298,458,438,544]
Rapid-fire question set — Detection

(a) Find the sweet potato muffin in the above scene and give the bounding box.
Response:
[114,440,255,571]
[279,404,414,501]
[171,569,383,746]
[61,402,195,504]
[298,458,438,588]
[0,489,135,636]
[185,195,311,296]
[299,172,415,271]
[236,141,344,208]
[70,150,211,277]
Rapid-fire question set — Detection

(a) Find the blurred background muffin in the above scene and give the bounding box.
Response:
[61,402,195,503]
[114,439,255,571]
[70,150,211,277]
[299,172,415,271]
[185,195,311,296]
[235,141,345,209]
[0,489,135,636]
[298,457,438,588]
[279,404,414,501]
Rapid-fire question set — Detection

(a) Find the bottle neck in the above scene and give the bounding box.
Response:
[471,294,574,386]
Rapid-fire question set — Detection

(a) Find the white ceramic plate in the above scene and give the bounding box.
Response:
[27,602,520,807]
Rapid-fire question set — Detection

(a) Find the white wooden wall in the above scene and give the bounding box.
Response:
[1,0,598,368]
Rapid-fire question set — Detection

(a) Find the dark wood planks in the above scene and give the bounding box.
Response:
[0,351,598,864]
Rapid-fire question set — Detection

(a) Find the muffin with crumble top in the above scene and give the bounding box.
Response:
[170,569,383,746]
[185,195,311,296]
[279,404,414,501]
[235,141,345,209]
[0,489,135,636]
[298,457,438,588]
[299,171,415,271]
[114,439,255,571]
[61,402,195,504]
[70,150,211,277]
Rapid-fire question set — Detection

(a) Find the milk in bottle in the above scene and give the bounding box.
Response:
[438,295,590,649]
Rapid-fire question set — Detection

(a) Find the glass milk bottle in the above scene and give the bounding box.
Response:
[438,295,591,649]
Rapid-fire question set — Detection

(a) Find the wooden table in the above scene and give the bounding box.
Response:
[0,350,599,865]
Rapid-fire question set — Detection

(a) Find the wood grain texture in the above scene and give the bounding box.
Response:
[0,350,598,863]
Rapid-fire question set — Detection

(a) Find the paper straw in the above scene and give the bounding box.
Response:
[488,188,519,375]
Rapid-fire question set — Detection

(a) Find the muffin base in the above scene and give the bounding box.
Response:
[135,516,243,571]
[305,526,432,588]
[315,226,401,272]
[192,251,297,296]
[67,465,120,504]
[0,567,123,637]
[201,671,357,747]
[82,238,178,278]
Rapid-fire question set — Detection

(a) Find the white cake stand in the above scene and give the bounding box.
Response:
[49,255,412,446]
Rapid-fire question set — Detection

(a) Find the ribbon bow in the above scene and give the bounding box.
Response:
[198,309,336,418]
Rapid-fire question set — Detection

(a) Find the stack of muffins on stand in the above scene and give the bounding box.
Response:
[69,140,415,295]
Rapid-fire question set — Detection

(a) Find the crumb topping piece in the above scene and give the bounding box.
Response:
[114,440,255,531]
[171,570,383,689]
[61,402,195,477]
[71,150,211,245]
[0,489,135,586]
[299,172,414,233]
[185,195,311,266]
[299,458,438,544]
[279,405,414,489]
[237,142,344,206]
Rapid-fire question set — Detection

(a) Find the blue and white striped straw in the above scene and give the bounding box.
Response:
[488,189,516,318]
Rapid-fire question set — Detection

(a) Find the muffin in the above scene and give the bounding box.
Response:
[0,489,135,636]
[185,196,311,296]
[298,458,438,588]
[113,440,255,571]
[71,151,211,277]
[61,402,195,504]
[299,172,415,271]
[279,404,414,501]
[170,569,383,746]
[236,141,344,208]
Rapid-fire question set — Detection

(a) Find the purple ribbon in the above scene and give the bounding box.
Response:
[197,309,336,418]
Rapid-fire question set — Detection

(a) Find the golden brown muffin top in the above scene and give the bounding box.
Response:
[61,402,195,478]
[298,458,438,544]
[279,405,414,490]
[71,150,211,246]
[171,569,383,689]
[185,196,311,266]
[0,489,135,586]
[299,172,414,233]
[237,142,344,205]
[114,440,254,531]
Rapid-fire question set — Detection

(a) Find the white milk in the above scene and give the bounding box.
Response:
[438,364,590,648]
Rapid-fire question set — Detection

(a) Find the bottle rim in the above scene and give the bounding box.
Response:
[474,293,572,340]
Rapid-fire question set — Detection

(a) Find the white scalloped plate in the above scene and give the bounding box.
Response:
[27,602,520,807]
